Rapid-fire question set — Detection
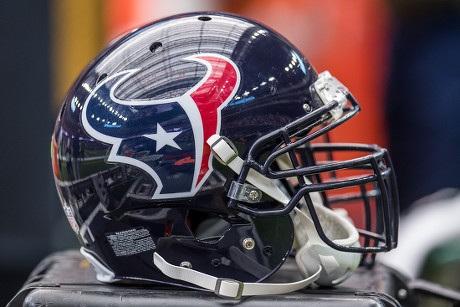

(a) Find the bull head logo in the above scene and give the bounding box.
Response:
[82,54,240,198]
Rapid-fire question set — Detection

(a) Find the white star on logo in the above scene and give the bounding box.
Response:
[144,123,182,152]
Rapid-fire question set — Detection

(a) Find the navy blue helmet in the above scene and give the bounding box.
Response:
[51,12,398,298]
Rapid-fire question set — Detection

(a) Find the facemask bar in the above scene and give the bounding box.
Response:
[225,71,360,216]
[227,141,398,253]
[297,144,398,256]
[299,143,399,252]
[219,71,399,255]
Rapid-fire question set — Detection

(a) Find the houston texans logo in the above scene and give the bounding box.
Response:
[82,54,240,198]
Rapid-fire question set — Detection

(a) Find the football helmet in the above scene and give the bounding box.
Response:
[51,12,399,298]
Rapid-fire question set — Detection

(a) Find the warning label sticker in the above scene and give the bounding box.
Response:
[64,205,79,233]
[107,227,156,257]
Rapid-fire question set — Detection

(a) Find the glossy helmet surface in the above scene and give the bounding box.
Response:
[51,12,399,297]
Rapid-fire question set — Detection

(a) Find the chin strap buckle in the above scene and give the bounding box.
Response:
[214,278,244,299]
[153,251,321,300]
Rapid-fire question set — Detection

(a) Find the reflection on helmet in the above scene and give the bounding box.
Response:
[51,11,399,299]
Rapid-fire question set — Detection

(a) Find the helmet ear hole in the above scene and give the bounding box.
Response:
[186,209,230,242]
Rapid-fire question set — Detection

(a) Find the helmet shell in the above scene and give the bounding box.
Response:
[52,12,318,285]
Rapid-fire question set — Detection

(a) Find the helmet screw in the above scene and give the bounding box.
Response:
[211,259,221,267]
[242,238,255,250]
[248,190,260,201]
[303,103,311,113]
[180,261,192,269]
[263,245,273,256]
[397,288,408,300]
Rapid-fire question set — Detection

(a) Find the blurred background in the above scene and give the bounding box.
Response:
[1,0,459,305]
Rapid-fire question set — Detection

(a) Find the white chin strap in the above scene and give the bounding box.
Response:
[151,135,360,298]
[154,208,321,299]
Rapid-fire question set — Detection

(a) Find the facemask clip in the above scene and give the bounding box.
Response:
[228,182,263,204]
[313,71,349,120]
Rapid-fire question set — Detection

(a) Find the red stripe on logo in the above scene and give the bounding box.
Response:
[190,55,238,186]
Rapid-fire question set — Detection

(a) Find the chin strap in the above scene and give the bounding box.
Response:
[153,207,321,299]
[206,134,361,286]
[152,134,361,298]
